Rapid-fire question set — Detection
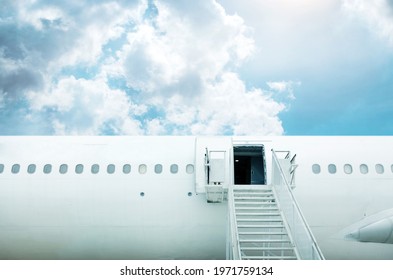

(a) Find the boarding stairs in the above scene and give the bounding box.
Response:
[231,186,298,259]
[227,150,324,260]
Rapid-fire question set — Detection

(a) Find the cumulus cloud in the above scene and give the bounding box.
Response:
[26,76,144,135]
[192,73,285,135]
[343,0,393,46]
[267,80,300,101]
[110,0,255,93]
[0,51,43,100]
[1,0,289,135]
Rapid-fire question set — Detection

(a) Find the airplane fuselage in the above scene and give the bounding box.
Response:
[0,136,393,259]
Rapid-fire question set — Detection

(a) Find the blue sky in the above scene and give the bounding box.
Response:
[1,0,393,135]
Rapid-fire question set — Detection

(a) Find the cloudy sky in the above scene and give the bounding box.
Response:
[1,0,393,135]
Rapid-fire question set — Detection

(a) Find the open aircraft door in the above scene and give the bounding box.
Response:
[195,137,232,202]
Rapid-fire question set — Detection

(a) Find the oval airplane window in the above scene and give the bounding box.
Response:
[360,164,368,174]
[59,164,68,174]
[139,164,147,174]
[75,164,84,174]
[344,164,353,174]
[186,164,195,174]
[170,164,178,174]
[43,164,52,174]
[107,164,115,174]
[0,164,4,173]
[91,164,99,174]
[123,164,131,174]
[12,164,20,174]
[328,164,336,174]
[27,164,36,174]
[375,164,384,174]
[312,164,321,174]
[154,164,163,174]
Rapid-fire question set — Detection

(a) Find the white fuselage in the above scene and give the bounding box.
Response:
[0,136,393,259]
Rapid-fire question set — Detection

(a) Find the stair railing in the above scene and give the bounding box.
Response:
[271,149,325,260]
[227,186,241,259]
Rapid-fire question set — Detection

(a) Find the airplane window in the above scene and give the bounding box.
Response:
[376,164,384,174]
[344,164,353,174]
[312,164,321,174]
[75,164,84,174]
[107,164,115,174]
[170,164,178,174]
[27,164,36,174]
[391,164,393,173]
[139,164,147,174]
[154,164,163,174]
[123,164,131,174]
[91,164,99,174]
[11,164,20,174]
[360,164,368,174]
[0,164,3,173]
[186,164,195,174]
[59,164,68,174]
[43,164,52,174]
[328,164,336,174]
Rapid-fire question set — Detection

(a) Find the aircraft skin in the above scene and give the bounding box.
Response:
[0,136,393,260]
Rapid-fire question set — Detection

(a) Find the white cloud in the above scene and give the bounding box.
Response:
[2,0,288,135]
[55,2,142,67]
[140,72,285,135]
[0,48,23,73]
[192,73,285,135]
[27,76,143,135]
[18,5,67,31]
[218,0,393,97]
[267,80,300,100]
[343,0,393,46]
[111,0,255,93]
[145,119,166,135]
[11,0,145,69]
[0,48,43,100]
[101,0,284,135]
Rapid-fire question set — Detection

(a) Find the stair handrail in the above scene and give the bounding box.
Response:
[271,149,325,260]
[227,186,241,259]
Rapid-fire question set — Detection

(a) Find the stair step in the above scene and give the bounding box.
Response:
[239,232,288,235]
[243,256,297,260]
[237,218,283,222]
[233,186,271,189]
[241,247,295,251]
[239,239,291,243]
[238,225,284,228]
[233,195,274,199]
[234,191,272,194]
[234,190,273,193]
[235,207,279,210]
[234,191,272,195]
[235,202,276,205]
[234,196,274,199]
[236,213,281,216]
[234,199,275,202]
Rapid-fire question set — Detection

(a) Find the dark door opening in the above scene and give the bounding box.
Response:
[234,146,266,185]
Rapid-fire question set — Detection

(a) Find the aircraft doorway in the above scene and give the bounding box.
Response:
[234,146,266,185]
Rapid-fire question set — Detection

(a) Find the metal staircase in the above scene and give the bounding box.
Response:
[227,149,324,260]
[232,186,298,260]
